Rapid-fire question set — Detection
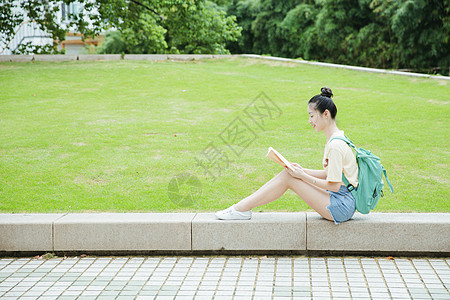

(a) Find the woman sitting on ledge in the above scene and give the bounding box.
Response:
[215,87,358,224]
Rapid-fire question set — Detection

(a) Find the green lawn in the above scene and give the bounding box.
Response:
[0,57,448,213]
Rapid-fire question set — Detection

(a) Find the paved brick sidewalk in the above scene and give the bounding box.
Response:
[0,256,448,300]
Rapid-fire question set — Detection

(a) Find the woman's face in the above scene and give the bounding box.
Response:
[307,104,327,132]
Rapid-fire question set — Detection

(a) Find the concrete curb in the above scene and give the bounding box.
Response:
[1,54,448,80]
[0,54,226,63]
[1,213,449,257]
[239,54,450,80]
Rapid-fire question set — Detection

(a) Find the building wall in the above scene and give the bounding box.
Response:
[1,1,103,55]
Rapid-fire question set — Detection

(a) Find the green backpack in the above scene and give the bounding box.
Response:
[331,136,394,214]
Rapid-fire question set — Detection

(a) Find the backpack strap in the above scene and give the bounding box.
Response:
[332,136,394,194]
[383,168,394,193]
[341,173,355,192]
[331,136,357,192]
[330,136,356,150]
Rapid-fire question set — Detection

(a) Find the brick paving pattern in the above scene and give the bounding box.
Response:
[0,256,448,299]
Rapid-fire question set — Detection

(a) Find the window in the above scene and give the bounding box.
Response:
[61,2,82,22]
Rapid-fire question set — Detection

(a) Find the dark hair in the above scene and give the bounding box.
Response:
[308,87,337,119]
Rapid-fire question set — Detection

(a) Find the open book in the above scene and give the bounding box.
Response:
[266,147,295,171]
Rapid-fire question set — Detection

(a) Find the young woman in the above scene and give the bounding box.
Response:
[215,87,358,224]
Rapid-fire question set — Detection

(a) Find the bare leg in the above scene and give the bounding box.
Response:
[234,169,333,221]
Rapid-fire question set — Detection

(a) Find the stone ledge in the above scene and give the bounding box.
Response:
[77,54,122,61]
[167,54,214,61]
[0,55,33,62]
[124,54,168,61]
[0,213,448,256]
[192,213,306,251]
[307,212,450,254]
[33,54,78,62]
[0,214,65,252]
[54,213,195,252]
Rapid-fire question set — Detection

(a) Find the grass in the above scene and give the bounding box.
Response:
[0,57,448,213]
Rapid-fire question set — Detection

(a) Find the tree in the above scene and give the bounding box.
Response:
[348,0,400,69]
[0,0,241,55]
[226,0,300,55]
[391,0,450,74]
[1,0,68,54]
[313,0,374,65]
[226,0,261,54]
[164,1,241,54]
[0,1,23,50]
[225,0,449,75]
[278,3,319,59]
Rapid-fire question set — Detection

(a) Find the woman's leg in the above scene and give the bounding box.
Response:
[234,169,333,221]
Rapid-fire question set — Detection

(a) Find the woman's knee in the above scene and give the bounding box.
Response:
[277,169,295,187]
[277,169,290,178]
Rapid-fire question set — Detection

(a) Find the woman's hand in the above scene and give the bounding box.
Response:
[285,162,306,179]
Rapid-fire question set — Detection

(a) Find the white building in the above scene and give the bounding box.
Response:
[1,1,103,55]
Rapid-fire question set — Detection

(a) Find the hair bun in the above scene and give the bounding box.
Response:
[320,87,333,98]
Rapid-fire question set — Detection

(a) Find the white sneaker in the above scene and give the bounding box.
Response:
[215,205,252,220]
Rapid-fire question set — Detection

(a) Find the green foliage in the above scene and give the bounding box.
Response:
[1,0,68,54]
[164,1,241,54]
[12,42,65,55]
[0,1,22,45]
[42,253,55,259]
[3,0,448,72]
[315,0,362,63]
[96,31,127,54]
[119,10,168,54]
[227,0,450,75]
[226,0,262,54]
[2,0,241,55]
[348,0,399,69]
[391,0,450,73]
[279,4,319,59]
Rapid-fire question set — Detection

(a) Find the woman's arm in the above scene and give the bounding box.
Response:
[290,163,327,180]
[287,164,341,192]
[303,168,327,180]
[298,172,341,192]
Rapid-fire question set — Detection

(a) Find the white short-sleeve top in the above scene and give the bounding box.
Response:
[323,131,359,187]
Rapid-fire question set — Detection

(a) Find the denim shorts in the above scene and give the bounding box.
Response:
[326,185,356,224]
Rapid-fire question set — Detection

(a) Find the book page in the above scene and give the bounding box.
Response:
[266,147,295,171]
